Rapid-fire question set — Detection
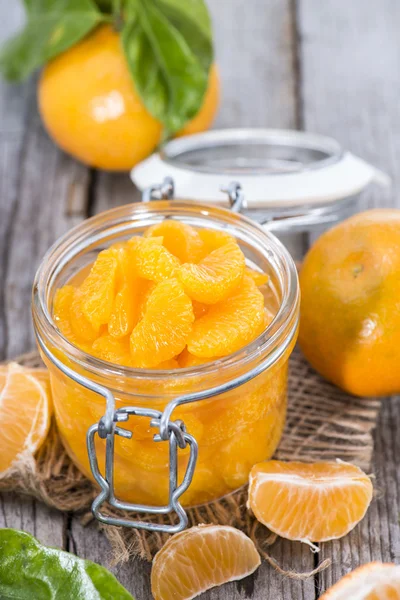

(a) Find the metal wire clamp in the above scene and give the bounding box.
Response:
[143,176,247,214]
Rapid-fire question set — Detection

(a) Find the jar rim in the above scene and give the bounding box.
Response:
[32,200,299,385]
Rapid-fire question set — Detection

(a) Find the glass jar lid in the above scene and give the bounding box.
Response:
[132,129,389,209]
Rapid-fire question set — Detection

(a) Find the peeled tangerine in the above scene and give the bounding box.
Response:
[151,525,260,600]
[248,460,373,543]
[130,279,194,368]
[188,275,265,357]
[179,240,245,304]
[145,220,204,264]
[0,363,52,474]
[320,563,400,599]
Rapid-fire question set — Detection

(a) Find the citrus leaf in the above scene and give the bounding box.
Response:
[122,0,213,135]
[0,0,105,82]
[0,529,134,599]
[155,0,212,45]
[154,0,212,72]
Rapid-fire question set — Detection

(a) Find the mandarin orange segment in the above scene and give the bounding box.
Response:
[137,279,157,319]
[92,335,132,366]
[0,363,52,474]
[80,248,119,329]
[107,247,137,338]
[218,406,286,489]
[198,229,236,257]
[320,563,400,600]
[179,240,245,304]
[129,236,180,282]
[145,220,204,263]
[54,285,99,344]
[53,285,76,340]
[130,279,194,368]
[152,358,180,369]
[246,266,269,286]
[108,281,138,338]
[178,348,215,368]
[69,288,100,343]
[179,464,226,506]
[248,460,373,543]
[187,275,265,357]
[192,300,208,319]
[151,525,261,600]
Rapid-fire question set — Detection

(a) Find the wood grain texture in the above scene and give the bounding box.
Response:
[0,0,88,556]
[298,0,399,211]
[298,0,400,594]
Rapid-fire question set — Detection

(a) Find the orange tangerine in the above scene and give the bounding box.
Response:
[248,460,373,542]
[246,266,269,286]
[38,26,220,171]
[145,220,204,264]
[187,275,265,357]
[151,525,261,600]
[0,363,52,474]
[129,236,180,282]
[108,245,139,338]
[197,229,236,257]
[320,562,400,599]
[179,241,245,304]
[80,248,119,329]
[130,279,194,367]
[92,335,131,366]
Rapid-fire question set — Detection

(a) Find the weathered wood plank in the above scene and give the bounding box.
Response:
[210,0,297,129]
[298,0,399,211]
[298,1,400,594]
[0,1,89,551]
[0,493,65,548]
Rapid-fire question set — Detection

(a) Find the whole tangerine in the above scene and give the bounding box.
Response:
[299,209,400,397]
[38,25,220,171]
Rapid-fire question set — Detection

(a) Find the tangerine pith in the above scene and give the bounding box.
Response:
[51,219,290,506]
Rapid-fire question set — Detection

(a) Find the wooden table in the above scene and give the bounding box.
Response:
[1,2,399,598]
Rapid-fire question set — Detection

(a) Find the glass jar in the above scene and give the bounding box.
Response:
[32,200,299,526]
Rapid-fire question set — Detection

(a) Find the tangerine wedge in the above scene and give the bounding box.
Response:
[108,246,139,338]
[129,236,180,282]
[130,279,194,368]
[80,248,119,329]
[187,275,265,357]
[179,240,245,304]
[0,363,52,474]
[92,335,132,366]
[198,229,235,257]
[320,562,400,599]
[145,220,204,263]
[151,525,261,600]
[178,348,214,368]
[246,266,269,286]
[53,285,99,344]
[248,460,373,543]
[53,285,76,340]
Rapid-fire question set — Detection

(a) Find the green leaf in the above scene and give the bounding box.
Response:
[0,0,105,82]
[156,0,212,47]
[122,0,213,135]
[0,529,134,599]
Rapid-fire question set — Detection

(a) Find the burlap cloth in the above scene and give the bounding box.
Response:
[0,348,381,571]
